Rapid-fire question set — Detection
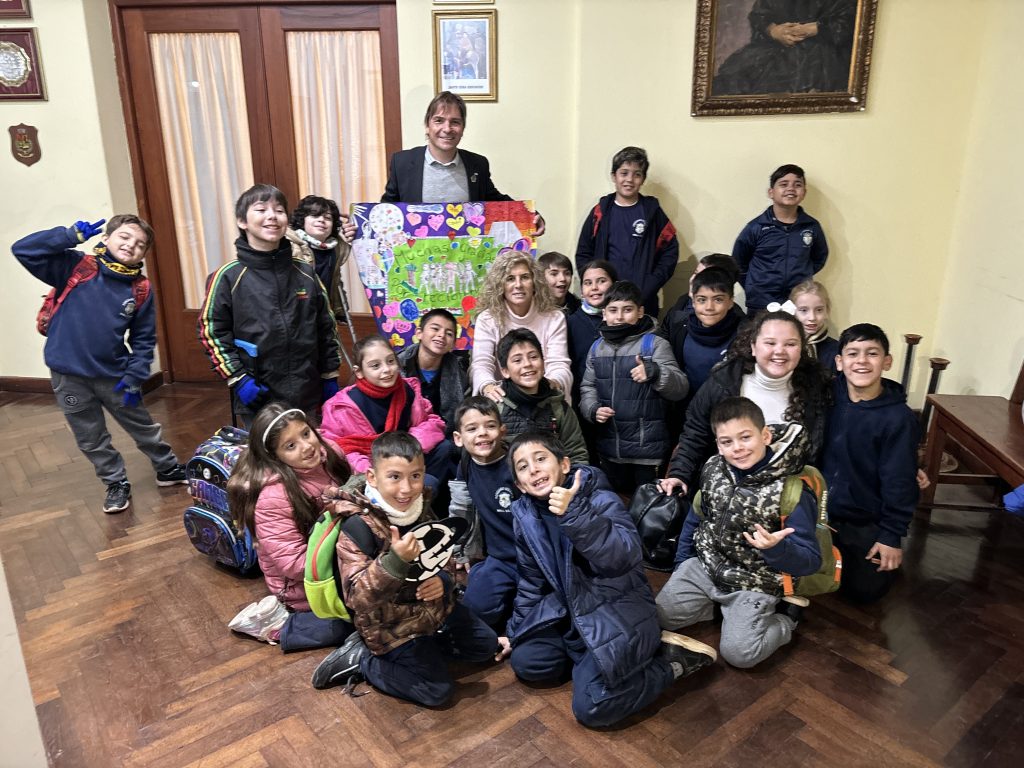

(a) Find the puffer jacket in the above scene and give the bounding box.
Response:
[332,482,454,655]
[579,318,688,462]
[692,423,821,596]
[508,465,661,688]
[499,381,589,465]
[254,461,340,611]
[319,377,446,473]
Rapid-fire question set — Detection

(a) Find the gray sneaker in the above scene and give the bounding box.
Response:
[103,481,132,514]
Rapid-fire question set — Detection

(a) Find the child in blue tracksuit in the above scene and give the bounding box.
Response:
[12,216,186,514]
[732,164,828,315]
[449,396,519,631]
[657,397,820,669]
[821,323,919,604]
[506,431,715,728]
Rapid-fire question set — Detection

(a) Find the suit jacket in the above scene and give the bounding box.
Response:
[381,146,514,203]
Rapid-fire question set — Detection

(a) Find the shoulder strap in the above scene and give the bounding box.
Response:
[588,338,602,363]
[640,332,655,359]
[132,276,151,308]
[780,465,826,523]
[691,489,704,518]
[341,514,381,559]
[56,255,99,310]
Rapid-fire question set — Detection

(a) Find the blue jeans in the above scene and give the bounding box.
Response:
[462,556,518,632]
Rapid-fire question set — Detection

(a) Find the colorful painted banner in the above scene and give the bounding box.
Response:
[349,200,535,349]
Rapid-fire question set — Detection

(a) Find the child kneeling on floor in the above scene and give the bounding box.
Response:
[312,431,503,703]
[656,397,821,668]
[506,432,716,729]
[227,403,355,650]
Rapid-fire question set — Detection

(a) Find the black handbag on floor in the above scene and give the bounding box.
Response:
[628,483,685,571]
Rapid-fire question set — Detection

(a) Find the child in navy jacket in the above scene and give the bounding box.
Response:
[506,431,715,728]
[12,216,185,514]
[821,324,919,604]
[657,397,820,669]
[732,164,828,314]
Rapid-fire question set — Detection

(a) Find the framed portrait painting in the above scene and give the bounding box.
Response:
[0,1,31,20]
[0,28,46,101]
[433,9,497,102]
[691,0,878,117]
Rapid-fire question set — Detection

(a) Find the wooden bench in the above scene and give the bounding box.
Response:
[921,360,1024,507]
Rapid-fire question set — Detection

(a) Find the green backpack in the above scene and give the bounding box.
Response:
[692,465,841,598]
[304,510,352,621]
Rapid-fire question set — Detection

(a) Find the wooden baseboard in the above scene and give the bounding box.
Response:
[0,372,166,394]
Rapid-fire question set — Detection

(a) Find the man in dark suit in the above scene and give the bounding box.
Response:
[378,91,545,235]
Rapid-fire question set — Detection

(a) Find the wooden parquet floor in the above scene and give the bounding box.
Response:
[3,385,1024,767]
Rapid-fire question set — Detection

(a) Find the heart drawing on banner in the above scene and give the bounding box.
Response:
[445,203,464,216]
[414,226,428,238]
[406,212,422,226]
[446,216,465,230]
[467,226,481,236]
[464,202,485,227]
[427,214,445,231]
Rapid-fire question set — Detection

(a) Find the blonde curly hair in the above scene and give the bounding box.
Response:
[477,249,557,335]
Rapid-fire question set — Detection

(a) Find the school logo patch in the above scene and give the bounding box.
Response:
[632,218,646,238]
[296,288,309,300]
[495,486,514,511]
[120,298,137,318]
[64,394,79,407]
[801,230,813,246]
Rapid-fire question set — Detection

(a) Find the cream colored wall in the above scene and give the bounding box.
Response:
[1,0,1015,401]
[934,0,1024,397]
[0,0,135,379]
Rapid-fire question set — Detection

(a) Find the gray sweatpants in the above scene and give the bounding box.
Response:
[655,557,795,669]
[50,371,178,486]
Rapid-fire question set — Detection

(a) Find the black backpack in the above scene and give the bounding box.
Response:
[628,482,686,571]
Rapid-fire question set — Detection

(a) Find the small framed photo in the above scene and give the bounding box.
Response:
[691,0,878,117]
[0,0,32,20]
[433,9,497,102]
[0,29,46,101]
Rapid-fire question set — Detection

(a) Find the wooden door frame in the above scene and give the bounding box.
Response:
[108,0,401,381]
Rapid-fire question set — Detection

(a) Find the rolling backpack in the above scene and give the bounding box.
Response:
[182,426,258,573]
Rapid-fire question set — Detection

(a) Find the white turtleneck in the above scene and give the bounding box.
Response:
[740,364,794,424]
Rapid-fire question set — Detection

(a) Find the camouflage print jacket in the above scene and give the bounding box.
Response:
[693,423,814,596]
[330,481,455,656]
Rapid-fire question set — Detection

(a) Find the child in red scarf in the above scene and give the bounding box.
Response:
[321,336,453,492]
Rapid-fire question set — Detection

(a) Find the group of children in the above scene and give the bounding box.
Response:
[10,154,922,728]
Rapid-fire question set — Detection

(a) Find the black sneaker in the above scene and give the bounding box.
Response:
[658,630,717,679]
[775,595,809,624]
[311,632,368,690]
[156,463,188,486]
[103,481,132,514]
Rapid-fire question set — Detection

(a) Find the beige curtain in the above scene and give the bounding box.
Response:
[150,33,254,309]
[287,31,387,314]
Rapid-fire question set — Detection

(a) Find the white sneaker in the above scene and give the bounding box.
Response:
[229,595,289,644]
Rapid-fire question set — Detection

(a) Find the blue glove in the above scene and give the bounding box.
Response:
[321,378,340,403]
[73,218,106,243]
[114,379,143,408]
[234,374,269,407]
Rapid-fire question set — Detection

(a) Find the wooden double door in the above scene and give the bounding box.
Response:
[114,2,401,381]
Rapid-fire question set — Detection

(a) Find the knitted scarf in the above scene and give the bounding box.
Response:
[94,243,143,278]
[334,378,409,457]
[598,314,655,345]
[294,228,339,251]
[804,326,828,359]
[364,483,423,527]
[686,305,742,346]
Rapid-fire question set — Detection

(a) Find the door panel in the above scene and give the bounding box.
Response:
[115,3,400,382]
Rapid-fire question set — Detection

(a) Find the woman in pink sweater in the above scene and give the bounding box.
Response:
[471,249,573,404]
[227,403,355,651]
